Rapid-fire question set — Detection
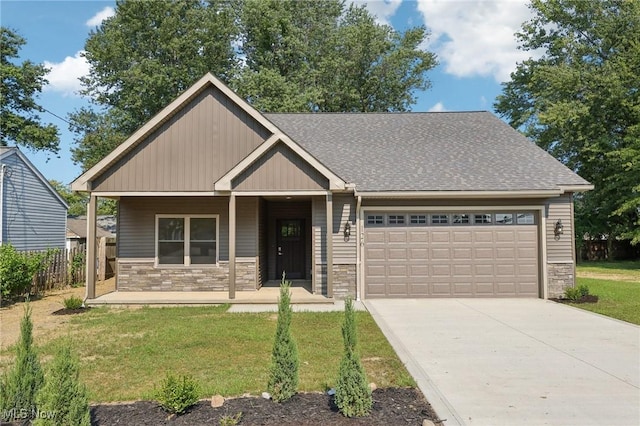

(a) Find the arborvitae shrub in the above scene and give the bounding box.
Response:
[0,302,44,418]
[34,343,90,426]
[156,373,200,415]
[267,274,299,402]
[335,297,372,417]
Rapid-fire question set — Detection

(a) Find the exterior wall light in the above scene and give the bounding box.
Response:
[554,219,564,238]
[344,222,351,241]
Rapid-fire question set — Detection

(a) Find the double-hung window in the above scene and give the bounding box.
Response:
[156,215,218,265]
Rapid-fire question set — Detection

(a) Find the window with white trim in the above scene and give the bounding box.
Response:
[410,214,427,224]
[431,214,449,225]
[367,215,384,225]
[156,215,218,265]
[388,215,405,225]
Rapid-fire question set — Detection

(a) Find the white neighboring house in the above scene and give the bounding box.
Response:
[0,147,68,251]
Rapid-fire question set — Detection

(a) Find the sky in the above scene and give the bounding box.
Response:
[1,0,539,186]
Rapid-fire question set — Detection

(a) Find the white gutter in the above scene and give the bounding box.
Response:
[0,164,5,246]
[354,189,563,199]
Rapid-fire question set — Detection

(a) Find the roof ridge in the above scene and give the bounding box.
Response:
[263,110,491,115]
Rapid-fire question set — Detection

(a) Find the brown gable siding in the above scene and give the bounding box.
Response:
[92,85,271,192]
[231,142,329,191]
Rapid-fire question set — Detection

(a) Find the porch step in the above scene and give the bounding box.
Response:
[85,288,333,306]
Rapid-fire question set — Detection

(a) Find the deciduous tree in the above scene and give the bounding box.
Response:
[495,0,640,245]
[0,27,59,152]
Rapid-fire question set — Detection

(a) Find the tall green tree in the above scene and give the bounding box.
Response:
[69,0,436,171]
[49,180,87,216]
[69,0,240,170]
[237,0,436,112]
[495,0,640,245]
[0,27,59,152]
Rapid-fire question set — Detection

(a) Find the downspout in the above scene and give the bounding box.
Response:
[355,195,362,301]
[0,164,5,246]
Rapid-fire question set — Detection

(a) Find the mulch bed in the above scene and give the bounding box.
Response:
[550,295,599,304]
[52,307,91,315]
[90,388,440,425]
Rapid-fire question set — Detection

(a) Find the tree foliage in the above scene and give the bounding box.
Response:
[35,343,90,426]
[237,1,436,113]
[0,27,59,152]
[0,302,44,418]
[335,297,371,417]
[267,274,299,402]
[495,0,640,245]
[69,0,436,171]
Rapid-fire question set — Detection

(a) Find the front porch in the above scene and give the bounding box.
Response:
[86,280,333,306]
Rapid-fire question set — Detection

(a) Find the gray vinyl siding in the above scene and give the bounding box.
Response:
[1,151,66,251]
[546,194,574,262]
[332,194,356,264]
[236,197,257,257]
[118,196,230,260]
[232,143,329,191]
[92,85,271,192]
[312,196,327,264]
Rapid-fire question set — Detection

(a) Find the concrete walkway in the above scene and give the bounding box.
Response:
[365,298,640,426]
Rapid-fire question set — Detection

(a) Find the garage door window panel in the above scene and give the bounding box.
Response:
[474,214,492,224]
[388,215,405,225]
[410,214,427,225]
[431,214,449,225]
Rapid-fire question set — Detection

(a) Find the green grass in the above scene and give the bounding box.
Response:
[571,277,640,325]
[577,260,640,281]
[1,305,414,402]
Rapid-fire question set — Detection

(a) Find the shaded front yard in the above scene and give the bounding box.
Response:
[0,305,414,402]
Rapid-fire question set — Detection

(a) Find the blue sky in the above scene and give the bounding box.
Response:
[1,0,537,186]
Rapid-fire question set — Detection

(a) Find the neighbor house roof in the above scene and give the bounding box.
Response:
[66,216,115,239]
[264,112,591,193]
[1,146,69,208]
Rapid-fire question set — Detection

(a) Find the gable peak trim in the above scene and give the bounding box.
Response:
[214,133,345,191]
[71,73,281,192]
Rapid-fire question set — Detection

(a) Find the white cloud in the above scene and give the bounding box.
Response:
[417,0,539,82]
[428,101,447,112]
[355,0,402,26]
[43,52,89,97]
[86,6,115,27]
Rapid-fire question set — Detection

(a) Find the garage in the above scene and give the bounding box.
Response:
[364,211,539,298]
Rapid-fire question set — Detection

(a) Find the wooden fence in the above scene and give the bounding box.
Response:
[29,237,115,294]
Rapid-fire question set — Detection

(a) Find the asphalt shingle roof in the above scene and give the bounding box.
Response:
[264,111,590,192]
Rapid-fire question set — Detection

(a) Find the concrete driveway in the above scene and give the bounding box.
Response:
[365,299,640,426]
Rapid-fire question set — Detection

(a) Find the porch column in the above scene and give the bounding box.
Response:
[229,194,236,299]
[85,195,97,300]
[326,193,333,298]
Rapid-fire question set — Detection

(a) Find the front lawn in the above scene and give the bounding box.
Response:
[576,260,640,281]
[573,262,640,325]
[0,305,414,402]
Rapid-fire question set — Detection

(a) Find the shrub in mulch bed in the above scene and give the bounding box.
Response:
[89,388,440,426]
[550,295,599,304]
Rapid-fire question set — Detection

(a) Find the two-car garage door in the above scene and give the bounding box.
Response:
[364,212,539,298]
